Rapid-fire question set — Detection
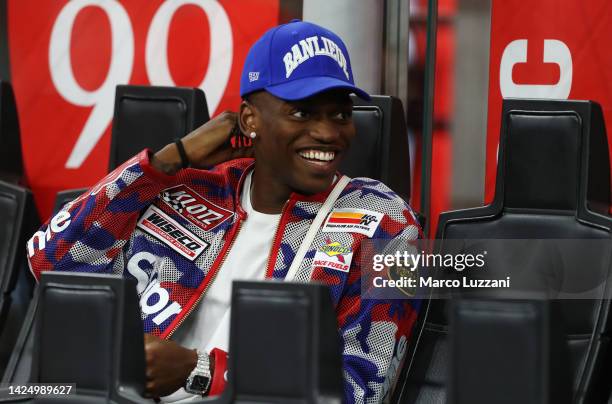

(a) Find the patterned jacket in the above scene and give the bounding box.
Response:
[27,150,421,403]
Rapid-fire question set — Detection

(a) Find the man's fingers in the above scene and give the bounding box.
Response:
[144,333,158,345]
[144,381,160,399]
[141,334,196,399]
[144,333,157,382]
[233,146,255,160]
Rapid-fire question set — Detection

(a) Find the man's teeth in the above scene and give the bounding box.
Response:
[299,150,335,162]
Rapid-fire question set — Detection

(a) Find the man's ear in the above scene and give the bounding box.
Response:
[239,100,257,135]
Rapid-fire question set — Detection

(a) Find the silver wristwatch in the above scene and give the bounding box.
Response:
[185,350,212,395]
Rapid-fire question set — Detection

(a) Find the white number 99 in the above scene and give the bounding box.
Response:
[49,0,233,169]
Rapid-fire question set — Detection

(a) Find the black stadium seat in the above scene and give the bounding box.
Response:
[0,181,38,376]
[50,85,211,216]
[343,95,411,202]
[450,299,571,404]
[0,82,23,183]
[394,99,612,403]
[0,182,32,325]
[53,188,88,214]
[109,85,210,171]
[222,281,344,403]
[1,288,36,386]
[1,273,149,404]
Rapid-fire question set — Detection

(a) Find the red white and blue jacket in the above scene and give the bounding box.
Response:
[27,150,421,403]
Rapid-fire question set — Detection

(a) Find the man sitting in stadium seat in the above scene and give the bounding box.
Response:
[27,20,421,403]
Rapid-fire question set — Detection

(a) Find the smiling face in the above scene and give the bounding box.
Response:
[240,89,355,196]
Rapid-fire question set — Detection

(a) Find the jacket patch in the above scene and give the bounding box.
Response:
[322,208,384,237]
[137,205,210,261]
[312,239,354,273]
[160,185,233,231]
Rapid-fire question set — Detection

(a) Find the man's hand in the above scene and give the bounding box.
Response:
[151,111,254,174]
[143,333,197,399]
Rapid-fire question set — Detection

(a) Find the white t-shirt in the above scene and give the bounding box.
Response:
[162,171,280,403]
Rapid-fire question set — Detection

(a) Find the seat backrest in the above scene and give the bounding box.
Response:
[341,95,411,202]
[0,82,23,184]
[109,85,209,171]
[223,281,343,403]
[450,299,571,404]
[395,99,612,403]
[28,273,146,403]
[0,182,30,308]
[1,289,36,385]
[0,182,37,371]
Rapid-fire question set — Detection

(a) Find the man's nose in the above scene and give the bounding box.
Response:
[308,120,340,143]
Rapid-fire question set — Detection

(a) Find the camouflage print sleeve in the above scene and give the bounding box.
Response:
[27,149,176,280]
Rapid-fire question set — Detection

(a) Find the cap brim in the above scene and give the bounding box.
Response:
[264,76,371,101]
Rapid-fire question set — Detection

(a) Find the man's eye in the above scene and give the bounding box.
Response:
[333,111,352,120]
[291,110,308,118]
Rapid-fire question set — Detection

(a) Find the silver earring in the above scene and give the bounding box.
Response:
[249,131,257,139]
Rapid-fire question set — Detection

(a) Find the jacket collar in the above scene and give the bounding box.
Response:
[231,159,344,214]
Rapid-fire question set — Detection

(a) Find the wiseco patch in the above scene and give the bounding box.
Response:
[322,208,384,237]
[137,205,210,261]
[160,185,233,231]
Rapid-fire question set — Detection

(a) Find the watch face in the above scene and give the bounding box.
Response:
[191,375,210,391]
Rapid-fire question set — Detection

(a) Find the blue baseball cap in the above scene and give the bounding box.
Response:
[240,20,370,101]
